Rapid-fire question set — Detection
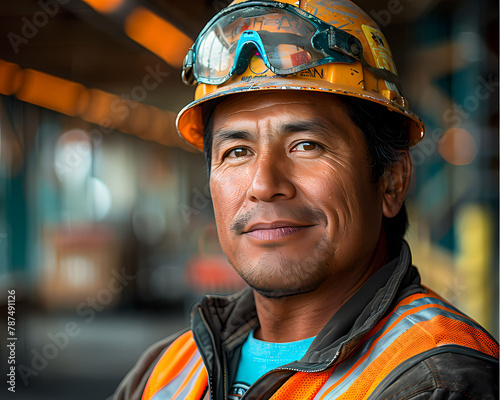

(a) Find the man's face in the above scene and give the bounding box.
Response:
[209,91,385,298]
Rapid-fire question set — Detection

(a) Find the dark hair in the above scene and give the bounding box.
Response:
[339,96,410,251]
[202,95,410,250]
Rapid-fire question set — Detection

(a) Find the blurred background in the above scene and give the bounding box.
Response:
[0,0,498,398]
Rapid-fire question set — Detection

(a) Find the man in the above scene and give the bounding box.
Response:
[113,1,499,399]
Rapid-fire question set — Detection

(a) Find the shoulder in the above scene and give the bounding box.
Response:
[110,328,189,400]
[372,351,499,400]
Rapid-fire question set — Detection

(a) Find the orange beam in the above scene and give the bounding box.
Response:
[80,0,124,14]
[0,60,24,95]
[125,7,193,69]
[16,70,88,117]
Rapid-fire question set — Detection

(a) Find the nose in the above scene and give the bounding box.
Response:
[247,152,296,202]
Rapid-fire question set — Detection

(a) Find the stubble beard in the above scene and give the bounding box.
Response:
[231,236,332,299]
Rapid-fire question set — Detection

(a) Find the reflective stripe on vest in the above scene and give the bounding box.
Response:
[142,331,208,400]
[142,290,498,400]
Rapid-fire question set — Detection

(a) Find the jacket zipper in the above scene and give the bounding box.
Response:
[196,307,219,400]
[222,350,228,400]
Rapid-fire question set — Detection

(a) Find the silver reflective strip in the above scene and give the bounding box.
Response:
[170,362,206,400]
[151,352,202,400]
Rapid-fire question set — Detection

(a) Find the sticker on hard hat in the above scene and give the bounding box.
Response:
[296,68,324,79]
[361,25,397,76]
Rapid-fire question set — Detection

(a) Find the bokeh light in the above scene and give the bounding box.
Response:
[438,128,478,166]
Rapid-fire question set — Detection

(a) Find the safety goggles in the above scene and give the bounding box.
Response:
[182,1,401,92]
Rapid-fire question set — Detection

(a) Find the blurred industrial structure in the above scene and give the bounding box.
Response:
[0,0,498,398]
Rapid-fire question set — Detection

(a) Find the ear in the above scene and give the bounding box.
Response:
[381,151,412,218]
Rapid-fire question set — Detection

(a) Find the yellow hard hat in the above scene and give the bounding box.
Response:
[176,0,425,150]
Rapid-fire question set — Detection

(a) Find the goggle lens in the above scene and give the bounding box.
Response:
[191,5,343,84]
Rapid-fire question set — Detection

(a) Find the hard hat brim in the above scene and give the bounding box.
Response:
[176,76,425,151]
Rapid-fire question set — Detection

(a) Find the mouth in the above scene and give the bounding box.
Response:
[244,222,315,241]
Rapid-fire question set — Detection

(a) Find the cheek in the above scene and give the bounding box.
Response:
[293,157,365,202]
[210,168,250,239]
[294,158,380,228]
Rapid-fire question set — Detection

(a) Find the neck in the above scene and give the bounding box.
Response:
[253,232,388,342]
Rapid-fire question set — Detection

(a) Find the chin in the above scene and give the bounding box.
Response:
[229,239,333,298]
[239,269,325,299]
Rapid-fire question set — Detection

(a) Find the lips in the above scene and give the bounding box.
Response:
[244,221,313,241]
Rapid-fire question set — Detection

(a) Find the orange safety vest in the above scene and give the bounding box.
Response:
[141,290,499,400]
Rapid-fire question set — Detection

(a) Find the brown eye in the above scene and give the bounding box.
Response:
[227,148,250,158]
[293,142,318,151]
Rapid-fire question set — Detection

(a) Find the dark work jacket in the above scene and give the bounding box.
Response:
[111,242,499,400]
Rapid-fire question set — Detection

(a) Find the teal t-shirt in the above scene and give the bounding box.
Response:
[229,329,315,399]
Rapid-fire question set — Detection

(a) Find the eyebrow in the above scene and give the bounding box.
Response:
[212,130,252,152]
[280,119,334,136]
[279,119,345,145]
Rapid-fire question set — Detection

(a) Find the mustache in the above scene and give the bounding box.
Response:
[230,205,328,236]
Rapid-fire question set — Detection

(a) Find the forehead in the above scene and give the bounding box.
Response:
[210,91,366,149]
[212,91,347,122]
